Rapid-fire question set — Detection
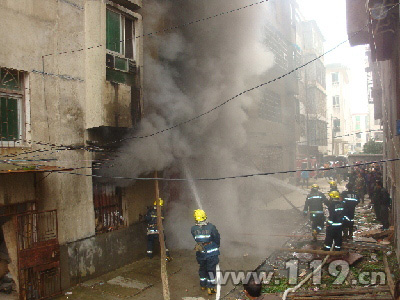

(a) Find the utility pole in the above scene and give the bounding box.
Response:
[154,171,170,300]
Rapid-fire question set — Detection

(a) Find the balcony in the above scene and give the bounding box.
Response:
[111,0,141,11]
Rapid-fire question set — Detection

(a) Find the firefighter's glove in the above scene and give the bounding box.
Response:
[194,243,205,252]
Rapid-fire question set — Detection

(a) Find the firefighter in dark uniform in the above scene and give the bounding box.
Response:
[191,209,220,295]
[323,191,345,251]
[341,183,359,239]
[328,181,339,193]
[145,198,172,261]
[303,184,327,241]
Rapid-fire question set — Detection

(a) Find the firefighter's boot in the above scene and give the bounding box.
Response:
[207,288,216,295]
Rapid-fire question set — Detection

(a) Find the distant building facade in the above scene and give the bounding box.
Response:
[297,20,328,161]
[326,64,352,155]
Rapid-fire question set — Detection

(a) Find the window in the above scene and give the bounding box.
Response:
[106,8,136,61]
[332,72,339,84]
[259,90,282,123]
[356,133,361,138]
[333,118,341,132]
[0,67,25,145]
[93,183,125,234]
[356,143,361,148]
[332,95,340,107]
[355,116,361,130]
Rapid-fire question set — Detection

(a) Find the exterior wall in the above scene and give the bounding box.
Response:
[60,222,146,289]
[0,173,35,205]
[351,113,369,152]
[346,0,400,261]
[0,0,147,292]
[326,65,352,156]
[245,0,298,176]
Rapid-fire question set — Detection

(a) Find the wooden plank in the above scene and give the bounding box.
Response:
[383,254,395,298]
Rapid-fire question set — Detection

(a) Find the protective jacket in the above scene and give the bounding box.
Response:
[341,190,359,223]
[145,206,164,235]
[191,222,220,260]
[304,191,327,214]
[325,200,345,227]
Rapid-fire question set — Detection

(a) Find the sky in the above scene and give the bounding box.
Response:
[298,0,369,114]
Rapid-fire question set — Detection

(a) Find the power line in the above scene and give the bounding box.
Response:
[4,157,390,182]
[2,4,394,158]
[42,0,270,58]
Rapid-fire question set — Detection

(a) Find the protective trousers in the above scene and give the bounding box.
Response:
[197,255,219,288]
[147,234,170,258]
[343,220,354,238]
[310,213,325,233]
[323,226,343,251]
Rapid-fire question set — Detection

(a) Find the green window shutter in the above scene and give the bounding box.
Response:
[0,97,19,141]
[106,9,121,53]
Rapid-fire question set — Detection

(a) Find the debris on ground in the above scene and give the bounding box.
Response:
[227,193,400,300]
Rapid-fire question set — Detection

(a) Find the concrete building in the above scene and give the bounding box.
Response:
[0,0,153,298]
[346,0,400,258]
[246,0,300,175]
[297,20,328,161]
[350,113,369,153]
[365,49,384,143]
[326,64,352,156]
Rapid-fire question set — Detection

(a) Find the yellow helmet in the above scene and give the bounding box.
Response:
[193,209,207,222]
[329,191,340,199]
[329,181,337,187]
[311,184,319,190]
[154,198,164,206]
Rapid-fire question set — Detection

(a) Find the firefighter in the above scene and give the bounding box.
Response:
[323,191,345,251]
[328,181,339,193]
[191,209,220,295]
[341,183,359,239]
[145,198,172,261]
[303,184,327,241]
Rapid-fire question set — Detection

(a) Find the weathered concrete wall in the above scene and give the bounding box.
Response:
[0,0,94,244]
[124,179,156,224]
[0,173,35,205]
[60,222,146,289]
[85,1,143,129]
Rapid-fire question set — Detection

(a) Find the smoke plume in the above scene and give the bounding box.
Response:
[105,0,301,257]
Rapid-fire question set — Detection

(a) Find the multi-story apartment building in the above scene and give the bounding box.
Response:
[246,0,301,175]
[326,64,352,155]
[297,20,328,161]
[0,0,150,298]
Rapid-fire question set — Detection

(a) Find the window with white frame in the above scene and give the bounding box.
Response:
[106,8,136,65]
[0,67,25,146]
[332,95,340,107]
[332,72,339,84]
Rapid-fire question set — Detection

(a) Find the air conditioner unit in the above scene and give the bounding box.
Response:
[106,53,129,72]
